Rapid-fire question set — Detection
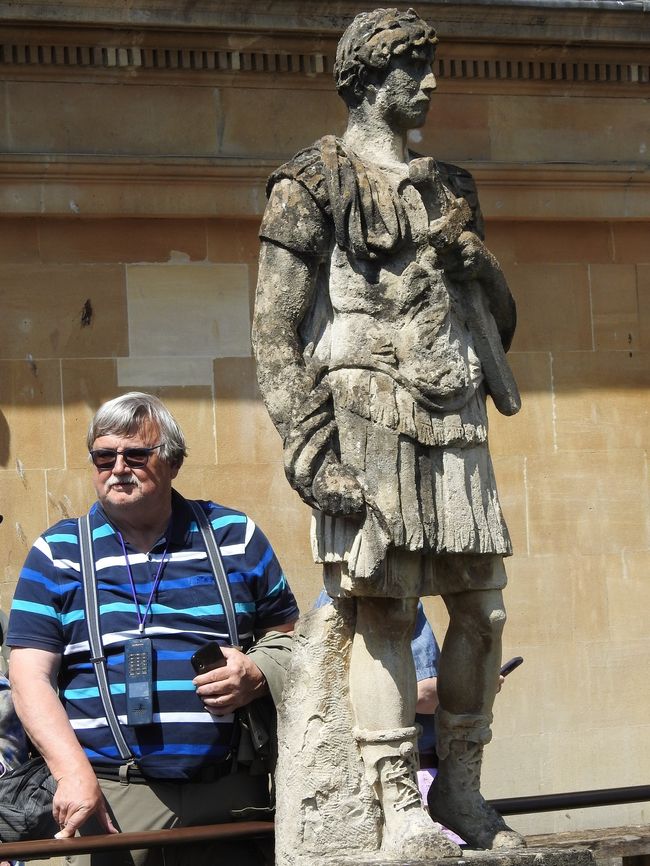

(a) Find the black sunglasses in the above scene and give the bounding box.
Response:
[89,444,163,471]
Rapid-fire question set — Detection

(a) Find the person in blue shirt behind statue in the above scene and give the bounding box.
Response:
[313,592,439,763]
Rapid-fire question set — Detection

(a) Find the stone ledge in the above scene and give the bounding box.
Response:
[1,0,649,46]
[312,846,594,866]
[526,825,650,861]
[0,156,648,220]
[0,27,648,94]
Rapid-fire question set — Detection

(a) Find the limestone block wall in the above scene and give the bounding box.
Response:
[0,0,649,845]
[0,214,322,610]
[442,219,650,835]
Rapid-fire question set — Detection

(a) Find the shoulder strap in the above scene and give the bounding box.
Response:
[188,501,240,649]
[78,514,135,765]
[320,135,347,250]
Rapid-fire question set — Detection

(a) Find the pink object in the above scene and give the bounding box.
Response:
[416,768,466,846]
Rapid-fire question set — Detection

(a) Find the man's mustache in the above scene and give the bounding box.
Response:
[106,475,141,490]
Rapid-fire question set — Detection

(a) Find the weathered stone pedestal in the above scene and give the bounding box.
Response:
[275,606,597,866]
[276,606,589,866]
[311,846,595,866]
[275,603,381,866]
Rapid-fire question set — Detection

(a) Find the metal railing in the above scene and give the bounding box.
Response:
[1,785,648,861]
[491,784,650,816]
[0,821,275,862]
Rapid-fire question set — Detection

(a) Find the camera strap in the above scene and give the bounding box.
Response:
[78,513,136,777]
[188,501,240,649]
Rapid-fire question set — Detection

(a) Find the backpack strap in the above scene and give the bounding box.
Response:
[78,514,136,779]
[188,501,240,649]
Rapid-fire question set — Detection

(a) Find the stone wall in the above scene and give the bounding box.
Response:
[0,1,648,846]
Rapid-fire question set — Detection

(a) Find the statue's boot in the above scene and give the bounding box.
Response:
[427,710,525,850]
[355,726,461,860]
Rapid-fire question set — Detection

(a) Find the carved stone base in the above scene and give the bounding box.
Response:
[275,601,382,866]
[310,845,595,866]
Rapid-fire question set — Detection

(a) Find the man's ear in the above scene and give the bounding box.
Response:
[170,459,182,480]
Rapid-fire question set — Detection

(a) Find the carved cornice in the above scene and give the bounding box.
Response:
[1,155,648,220]
[1,0,650,94]
[0,27,648,94]
[0,35,329,82]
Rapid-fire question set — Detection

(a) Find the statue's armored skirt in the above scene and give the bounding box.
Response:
[314,369,512,598]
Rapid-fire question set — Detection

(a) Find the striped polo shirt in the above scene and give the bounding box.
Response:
[7,490,298,780]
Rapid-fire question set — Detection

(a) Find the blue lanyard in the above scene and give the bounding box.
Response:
[117,531,170,634]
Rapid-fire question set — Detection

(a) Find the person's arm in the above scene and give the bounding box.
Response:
[252,239,321,441]
[455,230,517,350]
[416,673,505,716]
[412,603,440,716]
[440,237,516,350]
[254,240,365,514]
[246,623,296,704]
[416,676,439,715]
[193,513,299,714]
[192,623,295,715]
[9,647,117,839]
[428,195,516,351]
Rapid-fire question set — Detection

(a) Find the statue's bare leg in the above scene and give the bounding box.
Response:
[428,586,525,849]
[350,595,460,859]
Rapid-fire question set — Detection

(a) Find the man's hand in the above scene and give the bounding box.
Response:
[193,647,268,716]
[312,458,366,517]
[53,768,117,839]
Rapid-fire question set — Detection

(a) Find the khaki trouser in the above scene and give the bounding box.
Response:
[66,771,271,866]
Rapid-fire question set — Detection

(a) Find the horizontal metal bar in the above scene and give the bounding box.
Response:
[490,785,650,815]
[2,786,649,860]
[0,820,275,861]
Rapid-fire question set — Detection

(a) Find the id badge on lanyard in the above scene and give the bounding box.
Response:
[124,637,153,726]
[117,528,169,727]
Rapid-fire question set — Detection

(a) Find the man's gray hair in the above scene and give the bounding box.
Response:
[334,7,437,106]
[87,392,188,466]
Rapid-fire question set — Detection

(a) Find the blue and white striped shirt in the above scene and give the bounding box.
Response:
[7,490,298,780]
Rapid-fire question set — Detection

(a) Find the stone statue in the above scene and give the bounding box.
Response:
[253,6,523,859]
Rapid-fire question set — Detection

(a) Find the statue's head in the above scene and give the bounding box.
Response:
[334,7,438,107]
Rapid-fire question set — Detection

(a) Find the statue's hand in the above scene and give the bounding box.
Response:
[312,457,366,517]
[444,231,496,283]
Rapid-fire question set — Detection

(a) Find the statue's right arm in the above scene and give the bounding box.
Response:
[253,240,365,516]
[9,647,117,837]
[252,239,319,440]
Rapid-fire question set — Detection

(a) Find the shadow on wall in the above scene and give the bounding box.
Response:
[0,412,9,467]
[0,411,7,531]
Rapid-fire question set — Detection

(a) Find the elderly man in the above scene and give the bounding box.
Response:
[253,6,522,856]
[7,392,298,866]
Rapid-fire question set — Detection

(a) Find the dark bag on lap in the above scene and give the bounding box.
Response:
[0,755,58,842]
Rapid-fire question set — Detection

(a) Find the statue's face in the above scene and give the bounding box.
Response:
[374,52,437,131]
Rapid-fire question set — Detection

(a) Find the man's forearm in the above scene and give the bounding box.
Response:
[15,684,92,780]
[248,628,295,704]
[9,647,115,836]
[416,676,439,715]
[10,658,93,781]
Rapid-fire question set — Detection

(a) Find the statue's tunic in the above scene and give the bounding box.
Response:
[260,137,515,597]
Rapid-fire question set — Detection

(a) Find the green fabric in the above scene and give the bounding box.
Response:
[0,610,9,676]
[246,628,294,705]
